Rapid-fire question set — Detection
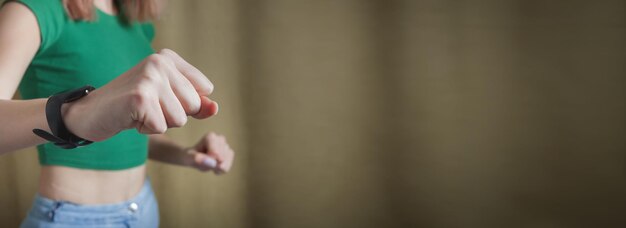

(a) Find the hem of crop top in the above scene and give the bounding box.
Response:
[38,157,147,170]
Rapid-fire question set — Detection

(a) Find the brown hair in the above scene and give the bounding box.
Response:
[63,0,162,21]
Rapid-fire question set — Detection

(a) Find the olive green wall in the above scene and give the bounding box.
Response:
[0,0,624,227]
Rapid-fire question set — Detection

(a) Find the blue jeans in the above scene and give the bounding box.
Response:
[21,178,159,228]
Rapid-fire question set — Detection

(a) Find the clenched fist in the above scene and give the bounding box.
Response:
[62,49,218,141]
[187,132,235,174]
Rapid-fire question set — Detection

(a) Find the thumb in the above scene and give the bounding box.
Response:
[192,96,219,119]
[191,151,218,172]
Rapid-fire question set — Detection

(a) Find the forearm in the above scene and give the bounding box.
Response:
[0,99,50,154]
[148,134,194,167]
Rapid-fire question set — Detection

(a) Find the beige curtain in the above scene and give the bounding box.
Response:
[0,0,624,227]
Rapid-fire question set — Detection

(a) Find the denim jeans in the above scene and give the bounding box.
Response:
[20,178,159,228]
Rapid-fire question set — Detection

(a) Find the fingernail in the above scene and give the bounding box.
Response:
[202,158,217,168]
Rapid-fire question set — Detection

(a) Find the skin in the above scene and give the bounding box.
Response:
[0,0,235,204]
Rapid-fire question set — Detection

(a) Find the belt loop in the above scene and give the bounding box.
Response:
[48,201,63,222]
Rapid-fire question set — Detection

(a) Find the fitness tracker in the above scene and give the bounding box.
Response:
[33,85,96,149]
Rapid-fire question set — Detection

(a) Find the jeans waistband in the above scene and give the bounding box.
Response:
[30,177,154,223]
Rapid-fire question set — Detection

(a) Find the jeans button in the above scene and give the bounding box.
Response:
[128,202,139,213]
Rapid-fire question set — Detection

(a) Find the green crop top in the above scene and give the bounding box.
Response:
[12,0,155,170]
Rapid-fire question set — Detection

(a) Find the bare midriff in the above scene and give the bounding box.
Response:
[39,165,146,204]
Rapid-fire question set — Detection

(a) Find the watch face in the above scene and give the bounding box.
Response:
[65,85,95,103]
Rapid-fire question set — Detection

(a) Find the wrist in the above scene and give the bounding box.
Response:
[182,147,197,167]
[62,101,82,138]
[148,134,197,167]
[33,85,96,148]
[61,97,94,141]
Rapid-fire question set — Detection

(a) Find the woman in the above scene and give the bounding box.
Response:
[0,0,235,227]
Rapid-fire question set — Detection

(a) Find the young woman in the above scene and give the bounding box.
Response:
[0,0,235,227]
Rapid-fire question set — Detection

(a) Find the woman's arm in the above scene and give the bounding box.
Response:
[0,99,50,153]
[148,133,234,173]
[0,2,52,154]
[0,3,97,154]
[0,2,39,99]
[148,134,195,167]
[0,2,219,155]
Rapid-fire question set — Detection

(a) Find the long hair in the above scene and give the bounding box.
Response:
[63,0,162,21]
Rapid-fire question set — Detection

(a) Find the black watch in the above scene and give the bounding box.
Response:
[33,85,96,149]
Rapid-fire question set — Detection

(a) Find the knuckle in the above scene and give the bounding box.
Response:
[170,115,188,128]
[146,53,174,70]
[205,82,214,95]
[140,71,161,83]
[147,120,167,134]
[129,87,150,106]
[138,66,167,84]
[185,96,201,114]
[197,81,214,96]
[145,54,164,66]
[155,125,167,134]
[158,48,176,56]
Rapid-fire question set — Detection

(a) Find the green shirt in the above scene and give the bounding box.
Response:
[13,0,154,170]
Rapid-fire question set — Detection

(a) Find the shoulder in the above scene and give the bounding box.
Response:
[2,0,68,53]
[4,0,66,19]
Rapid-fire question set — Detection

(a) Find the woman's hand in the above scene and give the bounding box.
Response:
[63,49,218,141]
[186,132,235,174]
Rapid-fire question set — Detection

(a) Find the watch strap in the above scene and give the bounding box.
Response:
[33,85,96,149]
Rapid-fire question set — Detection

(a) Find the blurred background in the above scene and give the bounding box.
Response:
[0,0,624,227]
